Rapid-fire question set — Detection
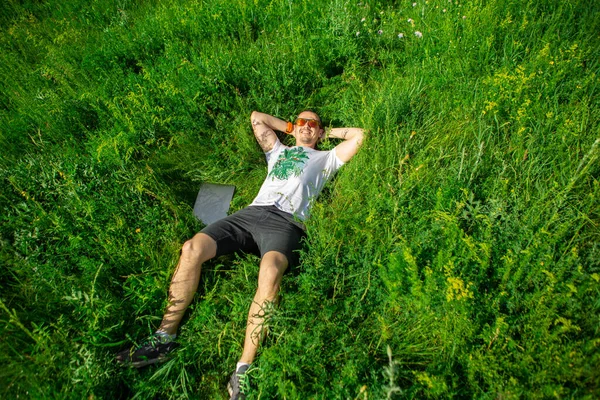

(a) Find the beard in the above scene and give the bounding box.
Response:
[295,128,320,148]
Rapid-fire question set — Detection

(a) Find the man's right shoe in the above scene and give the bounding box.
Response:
[115,333,179,368]
[227,364,251,400]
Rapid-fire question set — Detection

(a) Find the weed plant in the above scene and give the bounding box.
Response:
[1,0,599,398]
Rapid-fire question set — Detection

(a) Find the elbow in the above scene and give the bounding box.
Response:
[251,111,264,125]
[357,130,365,146]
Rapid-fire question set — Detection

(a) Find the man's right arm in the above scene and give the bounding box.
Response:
[327,127,365,163]
[250,111,288,153]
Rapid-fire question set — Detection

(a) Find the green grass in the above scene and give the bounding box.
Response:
[1,0,599,398]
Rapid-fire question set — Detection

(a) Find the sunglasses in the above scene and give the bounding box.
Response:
[295,118,322,129]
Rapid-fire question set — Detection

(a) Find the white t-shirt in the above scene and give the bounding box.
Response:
[250,139,345,221]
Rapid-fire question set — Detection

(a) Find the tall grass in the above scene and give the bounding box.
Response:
[1,0,599,398]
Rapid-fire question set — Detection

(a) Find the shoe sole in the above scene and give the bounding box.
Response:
[118,354,171,368]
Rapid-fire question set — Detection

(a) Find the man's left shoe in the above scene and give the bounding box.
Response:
[227,364,251,400]
[115,333,179,368]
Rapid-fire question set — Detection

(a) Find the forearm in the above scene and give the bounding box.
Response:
[327,127,364,141]
[251,111,288,133]
[328,127,365,162]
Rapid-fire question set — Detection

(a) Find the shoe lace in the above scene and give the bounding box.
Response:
[141,333,170,349]
[237,369,251,395]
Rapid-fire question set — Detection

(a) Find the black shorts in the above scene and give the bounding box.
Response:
[200,205,306,267]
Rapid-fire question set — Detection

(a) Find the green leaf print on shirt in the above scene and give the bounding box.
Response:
[269,147,309,180]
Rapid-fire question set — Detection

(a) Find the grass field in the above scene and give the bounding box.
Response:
[1,0,599,398]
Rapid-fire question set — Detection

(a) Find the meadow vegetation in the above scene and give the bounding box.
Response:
[1,0,599,398]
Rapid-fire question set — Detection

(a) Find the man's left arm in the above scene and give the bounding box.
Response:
[327,127,365,163]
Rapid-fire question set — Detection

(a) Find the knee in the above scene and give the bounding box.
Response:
[181,239,198,257]
[181,234,214,262]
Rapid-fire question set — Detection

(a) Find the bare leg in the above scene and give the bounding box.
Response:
[158,233,217,335]
[238,251,288,364]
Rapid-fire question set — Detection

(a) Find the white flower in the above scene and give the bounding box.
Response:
[398,33,404,38]
[462,15,467,19]
[356,31,360,36]
[378,29,383,34]
[414,31,423,38]
[361,17,366,22]
[407,18,414,23]
[412,2,417,6]
[443,8,447,12]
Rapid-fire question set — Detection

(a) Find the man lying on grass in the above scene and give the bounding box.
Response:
[116,110,364,399]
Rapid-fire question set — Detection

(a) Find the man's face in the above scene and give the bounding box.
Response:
[293,111,324,148]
